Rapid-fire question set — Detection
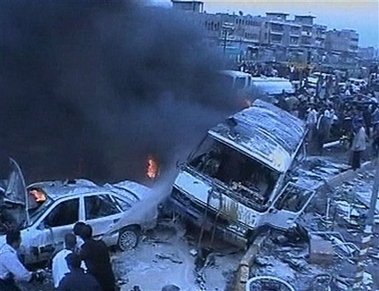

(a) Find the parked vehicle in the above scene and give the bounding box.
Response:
[0,158,158,264]
[251,76,295,97]
[170,99,315,247]
[218,70,252,93]
[218,70,254,107]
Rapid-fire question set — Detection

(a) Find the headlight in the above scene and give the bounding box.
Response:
[227,222,249,235]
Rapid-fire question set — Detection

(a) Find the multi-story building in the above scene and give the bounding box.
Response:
[294,15,314,47]
[325,29,359,54]
[171,0,363,65]
[358,46,376,60]
[171,0,204,13]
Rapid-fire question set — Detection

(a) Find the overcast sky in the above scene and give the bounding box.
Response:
[152,0,379,48]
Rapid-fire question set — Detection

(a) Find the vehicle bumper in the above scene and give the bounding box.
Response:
[169,190,248,248]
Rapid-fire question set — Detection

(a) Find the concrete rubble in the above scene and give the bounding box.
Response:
[247,159,379,291]
[111,220,243,291]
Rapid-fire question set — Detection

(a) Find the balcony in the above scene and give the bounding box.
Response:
[289,42,300,47]
[270,30,284,35]
[301,31,312,37]
[316,34,326,39]
[290,32,301,37]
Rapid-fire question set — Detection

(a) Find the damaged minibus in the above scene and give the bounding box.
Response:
[170,99,315,247]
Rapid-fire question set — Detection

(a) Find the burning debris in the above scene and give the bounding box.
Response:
[146,155,159,180]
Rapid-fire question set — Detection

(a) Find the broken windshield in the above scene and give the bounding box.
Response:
[189,136,279,207]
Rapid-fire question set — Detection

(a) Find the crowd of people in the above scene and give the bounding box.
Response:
[273,73,379,170]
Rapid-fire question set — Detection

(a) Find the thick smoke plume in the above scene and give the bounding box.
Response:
[0,1,237,183]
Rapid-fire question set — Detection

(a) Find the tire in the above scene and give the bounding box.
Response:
[117,226,140,251]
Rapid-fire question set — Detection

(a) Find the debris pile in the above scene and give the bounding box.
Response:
[250,167,379,290]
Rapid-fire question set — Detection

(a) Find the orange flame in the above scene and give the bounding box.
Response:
[146,155,158,179]
[29,189,46,202]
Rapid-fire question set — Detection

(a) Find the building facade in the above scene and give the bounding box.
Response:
[171,0,362,64]
[325,29,359,54]
[171,0,204,13]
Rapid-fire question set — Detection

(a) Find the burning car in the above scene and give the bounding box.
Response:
[0,158,158,264]
[170,99,316,247]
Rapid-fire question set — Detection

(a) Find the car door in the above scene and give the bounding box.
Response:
[30,198,80,261]
[83,193,122,240]
[2,158,29,228]
[263,182,316,230]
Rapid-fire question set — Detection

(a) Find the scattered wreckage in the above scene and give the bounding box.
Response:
[0,158,159,264]
[170,99,317,247]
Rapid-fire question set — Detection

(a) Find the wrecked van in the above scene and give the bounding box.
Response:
[170,99,315,246]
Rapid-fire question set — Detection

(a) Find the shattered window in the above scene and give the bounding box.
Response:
[113,196,132,212]
[44,199,79,228]
[85,194,120,220]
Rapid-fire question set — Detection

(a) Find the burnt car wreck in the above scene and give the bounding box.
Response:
[170,99,315,247]
[0,157,160,264]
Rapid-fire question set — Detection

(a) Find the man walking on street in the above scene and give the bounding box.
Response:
[79,224,116,291]
[316,109,331,156]
[57,253,101,291]
[0,230,43,291]
[351,120,367,171]
[306,104,318,149]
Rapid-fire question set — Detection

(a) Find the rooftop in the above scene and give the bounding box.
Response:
[266,12,290,16]
[294,15,316,18]
[208,100,306,173]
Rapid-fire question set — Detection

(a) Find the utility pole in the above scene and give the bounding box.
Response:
[223,28,227,54]
[353,159,379,290]
[222,22,234,55]
[367,159,379,230]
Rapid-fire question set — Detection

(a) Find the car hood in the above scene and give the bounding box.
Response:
[105,180,172,235]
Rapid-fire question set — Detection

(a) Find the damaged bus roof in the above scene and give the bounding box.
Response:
[208,99,306,173]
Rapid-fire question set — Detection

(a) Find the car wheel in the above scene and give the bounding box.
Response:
[117,226,140,251]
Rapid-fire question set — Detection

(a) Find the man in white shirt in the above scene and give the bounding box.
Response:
[52,232,85,289]
[351,119,367,171]
[306,104,318,144]
[0,230,42,291]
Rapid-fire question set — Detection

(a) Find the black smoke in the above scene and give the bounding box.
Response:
[0,1,237,183]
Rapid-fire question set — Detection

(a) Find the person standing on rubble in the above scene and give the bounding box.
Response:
[351,119,367,171]
[79,224,116,291]
[0,230,44,291]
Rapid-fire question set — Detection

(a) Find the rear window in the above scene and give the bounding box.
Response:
[235,77,246,90]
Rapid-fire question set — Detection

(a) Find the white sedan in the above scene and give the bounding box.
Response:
[0,158,159,264]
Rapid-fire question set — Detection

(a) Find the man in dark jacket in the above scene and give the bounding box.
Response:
[79,224,116,291]
[57,253,101,291]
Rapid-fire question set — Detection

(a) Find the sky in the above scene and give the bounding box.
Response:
[152,0,379,48]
